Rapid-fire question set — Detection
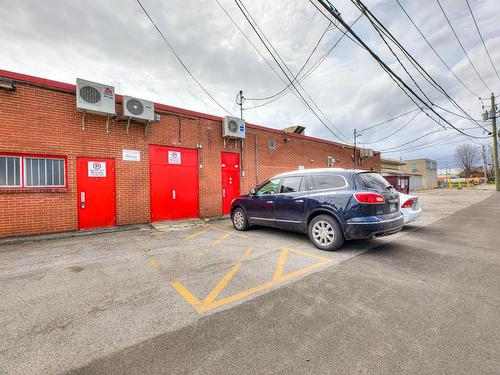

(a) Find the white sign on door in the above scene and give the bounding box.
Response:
[122,149,140,162]
[88,161,107,177]
[168,151,181,165]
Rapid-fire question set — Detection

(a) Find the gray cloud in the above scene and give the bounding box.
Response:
[1,0,499,168]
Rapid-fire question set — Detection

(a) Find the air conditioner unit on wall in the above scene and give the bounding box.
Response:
[222,116,245,139]
[123,96,155,121]
[76,78,115,115]
[360,148,374,158]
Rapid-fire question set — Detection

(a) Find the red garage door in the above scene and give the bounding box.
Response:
[77,157,116,230]
[150,145,199,222]
[221,152,240,215]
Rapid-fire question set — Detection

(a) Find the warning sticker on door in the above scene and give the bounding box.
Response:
[168,151,181,165]
[88,161,107,177]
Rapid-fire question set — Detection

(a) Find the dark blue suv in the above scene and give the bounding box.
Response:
[230,168,404,251]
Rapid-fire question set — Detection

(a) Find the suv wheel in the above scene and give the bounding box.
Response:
[308,215,344,251]
[232,207,250,231]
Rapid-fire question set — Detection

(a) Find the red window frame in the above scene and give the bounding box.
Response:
[0,152,68,190]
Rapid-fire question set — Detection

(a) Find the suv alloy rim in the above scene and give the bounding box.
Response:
[233,211,244,228]
[312,220,335,245]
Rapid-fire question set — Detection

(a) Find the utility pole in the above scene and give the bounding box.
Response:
[353,129,362,169]
[491,94,500,191]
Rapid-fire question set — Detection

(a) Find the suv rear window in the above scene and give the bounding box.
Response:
[355,172,391,190]
[310,174,347,190]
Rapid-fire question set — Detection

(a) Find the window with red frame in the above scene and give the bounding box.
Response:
[0,155,66,188]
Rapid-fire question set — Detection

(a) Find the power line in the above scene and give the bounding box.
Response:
[394,0,479,98]
[361,108,420,132]
[352,0,489,134]
[245,20,333,102]
[359,110,421,144]
[235,0,351,143]
[310,0,488,140]
[243,15,362,111]
[465,0,500,82]
[435,0,492,92]
[136,0,233,115]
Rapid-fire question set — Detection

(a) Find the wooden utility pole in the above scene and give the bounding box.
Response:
[491,94,500,191]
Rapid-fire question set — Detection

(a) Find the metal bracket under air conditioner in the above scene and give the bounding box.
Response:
[144,121,150,136]
[81,111,86,130]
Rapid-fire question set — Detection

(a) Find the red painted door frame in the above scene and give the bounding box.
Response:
[149,145,199,222]
[76,157,116,230]
[221,152,240,215]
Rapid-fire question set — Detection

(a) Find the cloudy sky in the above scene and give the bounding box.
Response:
[1,0,499,171]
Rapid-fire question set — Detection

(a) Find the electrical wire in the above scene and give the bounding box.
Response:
[435,0,492,92]
[360,108,420,132]
[235,0,351,143]
[243,15,362,110]
[312,0,488,139]
[465,0,500,82]
[352,0,489,133]
[359,110,421,144]
[394,0,479,98]
[245,20,334,102]
[136,0,233,115]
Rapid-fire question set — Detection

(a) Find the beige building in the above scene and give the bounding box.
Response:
[402,158,438,190]
[381,158,406,175]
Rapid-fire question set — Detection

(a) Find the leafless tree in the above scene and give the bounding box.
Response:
[455,144,479,178]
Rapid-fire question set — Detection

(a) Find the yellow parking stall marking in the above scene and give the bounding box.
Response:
[184,230,207,240]
[273,248,289,281]
[212,233,230,246]
[202,247,254,307]
[171,247,333,314]
[171,281,202,307]
[211,226,250,238]
[149,257,159,272]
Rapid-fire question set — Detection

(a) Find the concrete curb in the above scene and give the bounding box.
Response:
[0,224,151,247]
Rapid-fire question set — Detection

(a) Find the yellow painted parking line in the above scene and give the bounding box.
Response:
[171,281,202,307]
[273,248,289,281]
[149,257,159,271]
[211,226,249,238]
[172,246,333,314]
[184,230,207,240]
[202,247,254,306]
[212,233,230,246]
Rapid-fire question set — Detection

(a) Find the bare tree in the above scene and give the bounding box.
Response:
[455,144,479,178]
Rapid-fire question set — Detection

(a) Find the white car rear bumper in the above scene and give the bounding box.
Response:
[401,207,422,224]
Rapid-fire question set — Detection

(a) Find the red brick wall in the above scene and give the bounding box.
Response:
[0,81,380,238]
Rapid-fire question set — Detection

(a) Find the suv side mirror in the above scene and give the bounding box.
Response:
[250,188,256,195]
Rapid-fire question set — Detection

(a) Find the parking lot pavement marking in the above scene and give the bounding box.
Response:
[211,226,250,238]
[171,246,333,314]
[149,257,159,272]
[184,230,207,240]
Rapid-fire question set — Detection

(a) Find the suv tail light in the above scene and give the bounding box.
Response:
[354,192,385,204]
[401,199,414,208]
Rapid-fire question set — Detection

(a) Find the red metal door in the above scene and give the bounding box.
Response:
[221,152,240,215]
[150,145,199,221]
[77,158,116,230]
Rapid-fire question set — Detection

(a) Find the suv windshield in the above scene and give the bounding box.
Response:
[355,172,391,190]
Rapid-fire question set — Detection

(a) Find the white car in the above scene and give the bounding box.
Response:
[399,192,422,224]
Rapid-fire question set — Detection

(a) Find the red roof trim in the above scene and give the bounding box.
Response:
[0,69,355,150]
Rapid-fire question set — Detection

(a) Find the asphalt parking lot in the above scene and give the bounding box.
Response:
[0,187,499,374]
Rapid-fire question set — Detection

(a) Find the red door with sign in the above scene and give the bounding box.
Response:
[221,152,240,215]
[77,158,116,230]
[150,145,199,221]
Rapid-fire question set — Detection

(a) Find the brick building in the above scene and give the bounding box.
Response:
[0,70,380,238]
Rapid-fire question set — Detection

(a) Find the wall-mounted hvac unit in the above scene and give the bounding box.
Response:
[360,148,374,158]
[123,96,155,122]
[222,116,246,139]
[76,78,115,116]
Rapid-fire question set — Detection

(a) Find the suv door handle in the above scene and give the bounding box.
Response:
[295,199,304,203]
[265,200,273,204]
